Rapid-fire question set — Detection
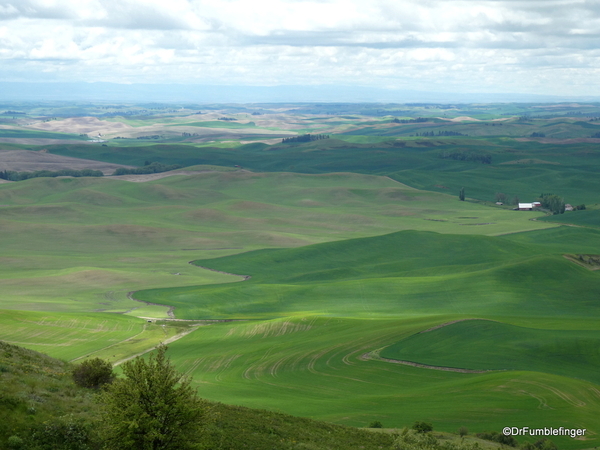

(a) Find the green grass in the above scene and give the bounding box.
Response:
[538,210,600,228]
[2,107,600,448]
[0,128,84,140]
[136,229,600,320]
[380,320,600,384]
[45,137,600,205]
[0,341,401,450]
[161,316,599,449]
[0,310,147,361]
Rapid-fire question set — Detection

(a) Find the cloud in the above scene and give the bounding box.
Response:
[0,0,598,96]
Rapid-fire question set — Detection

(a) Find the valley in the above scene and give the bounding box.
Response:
[0,102,599,449]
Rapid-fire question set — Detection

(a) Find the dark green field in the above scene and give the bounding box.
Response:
[380,320,600,384]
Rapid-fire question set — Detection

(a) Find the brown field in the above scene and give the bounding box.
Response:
[0,149,131,174]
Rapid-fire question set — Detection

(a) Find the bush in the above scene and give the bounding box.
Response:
[393,428,481,450]
[7,436,24,449]
[368,420,383,428]
[72,358,114,389]
[412,421,433,433]
[458,426,468,437]
[27,415,98,450]
[476,431,518,447]
[97,345,204,450]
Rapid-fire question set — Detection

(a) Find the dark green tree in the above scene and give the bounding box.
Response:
[72,357,115,390]
[412,421,433,433]
[459,187,465,201]
[97,345,204,450]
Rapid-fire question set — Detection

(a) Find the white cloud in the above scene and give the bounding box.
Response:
[0,0,598,96]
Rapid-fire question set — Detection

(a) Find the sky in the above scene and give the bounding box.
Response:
[1,0,599,100]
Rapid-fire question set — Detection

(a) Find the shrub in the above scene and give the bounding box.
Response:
[27,415,98,450]
[72,358,114,389]
[458,426,468,437]
[412,421,433,433]
[476,431,518,447]
[393,428,481,450]
[7,435,24,449]
[368,420,383,428]
[97,345,204,450]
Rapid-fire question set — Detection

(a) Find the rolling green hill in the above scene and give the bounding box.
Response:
[45,137,600,205]
[380,320,600,384]
[135,230,600,320]
[0,340,399,450]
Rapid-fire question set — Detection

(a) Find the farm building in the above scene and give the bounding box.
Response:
[565,204,574,211]
[518,203,533,210]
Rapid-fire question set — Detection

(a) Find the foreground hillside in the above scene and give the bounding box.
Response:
[0,340,394,449]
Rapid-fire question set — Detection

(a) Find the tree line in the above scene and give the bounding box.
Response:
[415,131,467,137]
[439,150,492,164]
[282,134,330,144]
[0,168,104,181]
[112,162,181,176]
[392,117,428,123]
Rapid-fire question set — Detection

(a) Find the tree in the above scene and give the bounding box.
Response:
[412,421,433,433]
[512,195,520,206]
[72,357,115,389]
[97,345,204,450]
[459,187,465,201]
[494,192,506,203]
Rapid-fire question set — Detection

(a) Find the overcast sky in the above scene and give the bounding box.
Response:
[1,0,599,98]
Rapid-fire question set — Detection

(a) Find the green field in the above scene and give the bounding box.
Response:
[1,103,599,449]
[380,320,600,384]
[45,136,600,206]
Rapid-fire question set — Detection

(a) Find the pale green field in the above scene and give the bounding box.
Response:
[0,172,555,320]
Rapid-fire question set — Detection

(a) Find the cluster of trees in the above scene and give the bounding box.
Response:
[218,117,236,121]
[181,132,199,137]
[439,150,492,164]
[0,168,104,181]
[415,131,466,137]
[392,117,428,123]
[112,162,181,176]
[538,193,565,215]
[590,132,600,138]
[281,134,330,144]
[495,193,520,205]
[136,135,162,140]
[530,132,546,137]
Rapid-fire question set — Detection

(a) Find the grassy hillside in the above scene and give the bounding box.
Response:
[128,228,600,449]
[1,104,598,449]
[135,230,600,320]
[0,340,400,450]
[45,137,600,205]
[163,316,600,449]
[380,320,600,384]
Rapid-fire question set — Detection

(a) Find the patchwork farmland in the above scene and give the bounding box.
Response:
[1,102,599,449]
